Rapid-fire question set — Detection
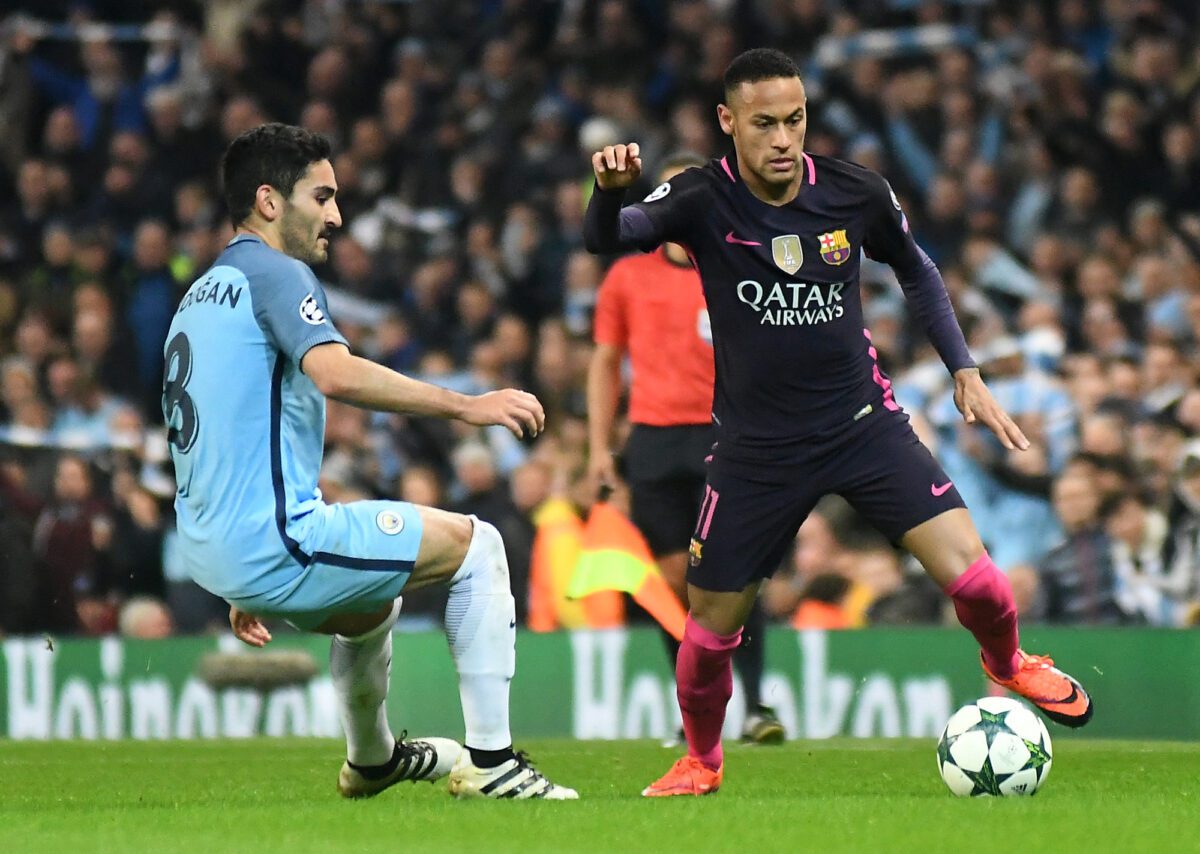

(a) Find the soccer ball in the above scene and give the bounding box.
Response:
[936,697,1053,797]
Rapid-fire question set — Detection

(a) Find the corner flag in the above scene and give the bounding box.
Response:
[567,499,687,641]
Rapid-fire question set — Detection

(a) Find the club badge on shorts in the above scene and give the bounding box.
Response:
[376,509,405,535]
[688,537,704,567]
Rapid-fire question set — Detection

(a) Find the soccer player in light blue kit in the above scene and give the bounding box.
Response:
[162,123,575,800]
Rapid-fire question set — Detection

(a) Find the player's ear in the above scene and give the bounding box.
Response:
[717,103,735,138]
[255,184,280,221]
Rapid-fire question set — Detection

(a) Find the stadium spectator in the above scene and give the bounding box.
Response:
[1100,491,1188,626]
[0,459,41,633]
[31,454,116,634]
[1164,441,1200,607]
[123,219,181,414]
[1028,470,1123,624]
[118,595,174,639]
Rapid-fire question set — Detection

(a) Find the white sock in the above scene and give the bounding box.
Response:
[330,597,401,766]
[445,517,515,751]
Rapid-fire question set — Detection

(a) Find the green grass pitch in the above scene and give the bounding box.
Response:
[2,738,1197,853]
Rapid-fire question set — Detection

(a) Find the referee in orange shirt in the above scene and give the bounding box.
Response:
[587,153,784,744]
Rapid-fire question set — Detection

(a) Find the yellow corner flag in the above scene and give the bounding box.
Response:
[567,499,687,641]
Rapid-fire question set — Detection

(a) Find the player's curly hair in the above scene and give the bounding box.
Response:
[220,123,332,225]
[723,48,802,97]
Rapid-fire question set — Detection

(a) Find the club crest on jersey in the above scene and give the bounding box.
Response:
[772,234,803,275]
[376,509,405,535]
[818,229,852,265]
[299,294,325,325]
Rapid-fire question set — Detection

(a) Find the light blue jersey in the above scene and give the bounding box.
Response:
[163,234,421,625]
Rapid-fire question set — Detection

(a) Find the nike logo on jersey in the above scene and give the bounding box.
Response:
[931,482,953,497]
[725,231,762,246]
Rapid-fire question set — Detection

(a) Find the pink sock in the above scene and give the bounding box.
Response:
[946,554,1020,679]
[676,615,742,771]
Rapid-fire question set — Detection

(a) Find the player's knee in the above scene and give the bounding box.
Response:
[445,511,475,557]
[411,509,473,587]
[459,517,511,593]
[947,535,988,577]
[686,584,755,636]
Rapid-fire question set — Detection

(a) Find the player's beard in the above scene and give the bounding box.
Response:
[279,204,329,264]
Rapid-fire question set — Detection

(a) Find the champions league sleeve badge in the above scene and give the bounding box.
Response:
[299,294,326,325]
[643,182,671,202]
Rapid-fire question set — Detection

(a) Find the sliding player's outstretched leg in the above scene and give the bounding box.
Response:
[318,599,462,798]
[422,512,577,800]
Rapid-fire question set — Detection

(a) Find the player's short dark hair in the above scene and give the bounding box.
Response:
[658,150,707,176]
[220,123,332,225]
[723,48,802,98]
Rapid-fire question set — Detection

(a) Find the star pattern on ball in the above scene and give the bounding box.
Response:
[959,708,1016,796]
[966,707,1009,745]
[960,756,1002,797]
[939,701,1053,798]
[936,736,954,769]
[1023,733,1052,783]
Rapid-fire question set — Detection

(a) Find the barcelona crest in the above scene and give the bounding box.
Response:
[818,229,852,265]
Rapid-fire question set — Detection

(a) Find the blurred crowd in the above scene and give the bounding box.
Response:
[1,0,1199,639]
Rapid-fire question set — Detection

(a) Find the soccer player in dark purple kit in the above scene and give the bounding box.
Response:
[584,48,1093,798]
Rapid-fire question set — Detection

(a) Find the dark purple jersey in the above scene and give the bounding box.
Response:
[585,153,973,455]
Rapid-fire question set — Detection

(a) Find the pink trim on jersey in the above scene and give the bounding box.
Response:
[802,152,816,185]
[863,328,900,412]
[720,156,736,183]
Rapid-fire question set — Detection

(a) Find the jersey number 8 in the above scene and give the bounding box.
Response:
[162,332,199,453]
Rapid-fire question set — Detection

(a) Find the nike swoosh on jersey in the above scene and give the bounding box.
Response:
[725,231,762,246]
[931,481,953,496]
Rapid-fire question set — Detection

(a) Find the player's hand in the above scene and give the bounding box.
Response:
[953,368,1029,452]
[592,143,643,191]
[461,389,546,439]
[229,606,272,648]
[587,447,618,497]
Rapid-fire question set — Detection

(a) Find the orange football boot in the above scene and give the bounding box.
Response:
[641,755,723,797]
[982,650,1093,727]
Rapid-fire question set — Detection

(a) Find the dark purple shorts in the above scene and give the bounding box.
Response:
[686,408,965,592]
